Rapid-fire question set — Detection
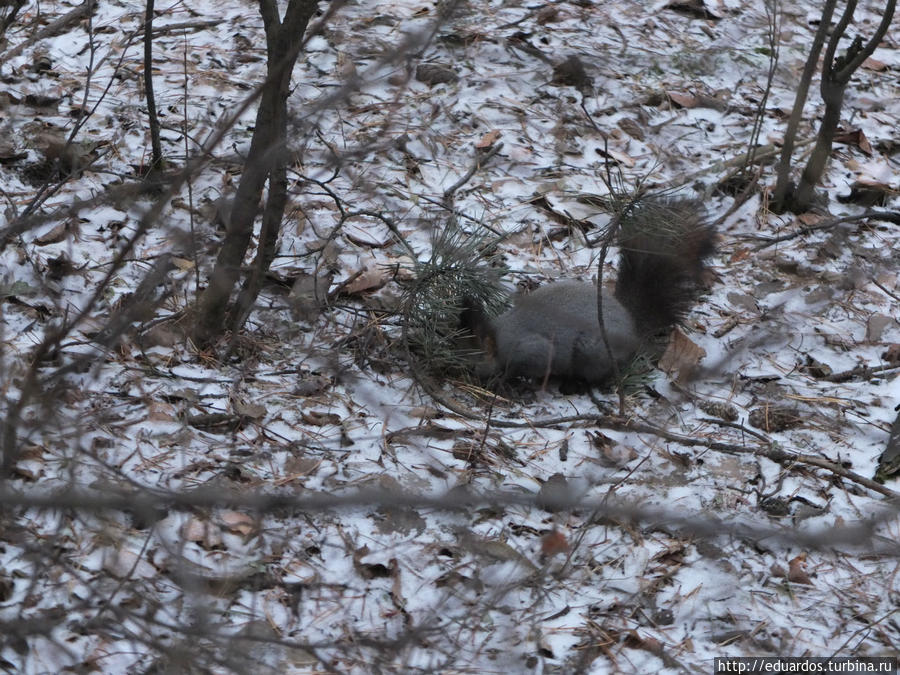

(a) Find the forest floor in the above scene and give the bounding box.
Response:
[1,0,899,673]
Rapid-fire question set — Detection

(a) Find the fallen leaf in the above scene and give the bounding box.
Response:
[797,212,823,226]
[606,148,636,167]
[536,5,560,23]
[787,553,813,585]
[540,530,569,556]
[182,516,223,548]
[589,431,637,467]
[234,400,267,420]
[342,265,387,295]
[102,549,157,579]
[658,328,706,381]
[475,129,501,149]
[219,511,256,536]
[666,91,698,108]
[729,247,751,263]
[34,222,69,245]
[882,344,900,363]
[617,117,645,141]
[833,128,872,155]
[862,57,887,71]
[301,410,342,426]
[148,401,177,422]
[408,406,441,419]
[344,220,392,247]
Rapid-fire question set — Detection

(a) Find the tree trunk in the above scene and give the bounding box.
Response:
[193,0,319,345]
[771,0,836,213]
[790,0,895,211]
[143,0,164,172]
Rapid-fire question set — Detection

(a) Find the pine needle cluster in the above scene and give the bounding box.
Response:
[400,221,508,376]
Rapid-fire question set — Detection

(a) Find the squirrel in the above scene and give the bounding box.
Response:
[461,196,716,386]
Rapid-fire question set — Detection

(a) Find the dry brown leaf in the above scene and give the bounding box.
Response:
[283,456,321,476]
[301,410,342,426]
[617,117,645,141]
[475,129,501,149]
[589,431,637,467]
[787,553,813,585]
[882,344,900,363]
[343,265,387,295]
[658,328,706,381]
[182,516,223,547]
[540,530,569,556]
[35,222,69,245]
[219,511,256,536]
[863,57,887,71]
[344,221,391,247]
[234,400,267,420]
[666,91,698,108]
[536,5,560,23]
[13,460,43,481]
[148,401,177,422]
[606,148,636,167]
[102,549,157,579]
[729,247,751,263]
[833,128,873,155]
[408,406,441,419]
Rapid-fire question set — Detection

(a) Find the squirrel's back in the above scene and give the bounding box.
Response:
[465,196,715,385]
[490,282,635,382]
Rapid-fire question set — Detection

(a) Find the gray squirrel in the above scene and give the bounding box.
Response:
[461,197,716,385]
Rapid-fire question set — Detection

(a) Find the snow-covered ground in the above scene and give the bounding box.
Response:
[1,0,899,672]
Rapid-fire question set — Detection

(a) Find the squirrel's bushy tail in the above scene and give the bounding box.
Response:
[614,196,716,338]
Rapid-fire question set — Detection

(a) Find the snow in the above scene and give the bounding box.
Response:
[1,0,899,673]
